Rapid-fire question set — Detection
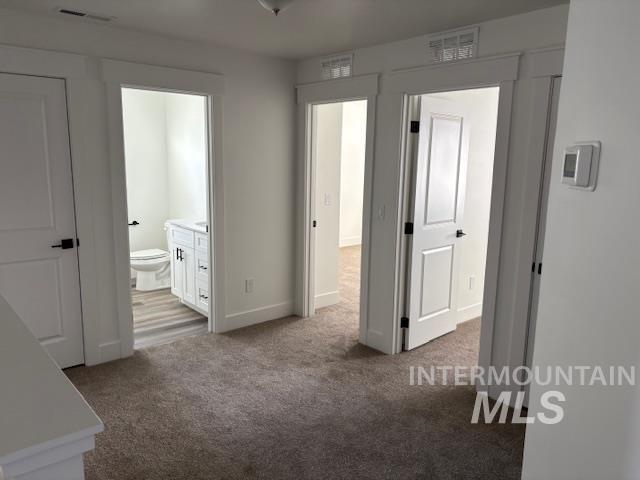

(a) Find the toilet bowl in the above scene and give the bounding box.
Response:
[130,249,171,291]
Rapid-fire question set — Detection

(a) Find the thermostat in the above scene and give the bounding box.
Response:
[562,141,600,191]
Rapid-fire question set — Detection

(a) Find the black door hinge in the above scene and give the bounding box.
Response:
[538,263,542,275]
[400,317,409,329]
[404,222,414,235]
[76,238,80,247]
[312,220,317,228]
[410,121,420,133]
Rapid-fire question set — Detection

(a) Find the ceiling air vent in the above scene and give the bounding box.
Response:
[321,54,353,80]
[428,27,479,63]
[57,7,115,22]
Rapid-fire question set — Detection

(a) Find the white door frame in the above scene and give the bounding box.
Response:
[0,44,104,365]
[388,53,520,364]
[101,60,225,357]
[295,74,378,336]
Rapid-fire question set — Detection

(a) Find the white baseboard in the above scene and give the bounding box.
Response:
[339,236,362,248]
[457,302,482,324]
[220,301,294,332]
[315,291,339,309]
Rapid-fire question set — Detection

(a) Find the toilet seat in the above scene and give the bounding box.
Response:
[131,249,169,261]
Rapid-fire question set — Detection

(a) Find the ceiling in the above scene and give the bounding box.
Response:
[0,0,568,60]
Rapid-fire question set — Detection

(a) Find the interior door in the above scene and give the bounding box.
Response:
[0,73,84,368]
[525,77,562,369]
[405,95,470,350]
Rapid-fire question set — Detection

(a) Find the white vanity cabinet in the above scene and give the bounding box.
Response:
[165,221,209,317]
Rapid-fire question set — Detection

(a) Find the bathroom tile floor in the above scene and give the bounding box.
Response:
[132,288,207,349]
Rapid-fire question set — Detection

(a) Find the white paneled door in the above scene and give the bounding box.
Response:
[406,96,470,350]
[0,73,84,368]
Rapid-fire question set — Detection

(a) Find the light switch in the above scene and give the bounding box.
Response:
[324,193,332,206]
[245,278,254,293]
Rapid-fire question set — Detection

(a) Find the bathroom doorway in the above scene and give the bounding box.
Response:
[121,87,210,349]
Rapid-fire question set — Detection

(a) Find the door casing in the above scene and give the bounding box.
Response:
[101,60,225,357]
[295,74,379,346]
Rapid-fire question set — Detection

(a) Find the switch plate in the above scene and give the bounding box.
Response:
[245,278,254,293]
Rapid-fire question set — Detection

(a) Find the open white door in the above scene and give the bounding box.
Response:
[0,73,84,368]
[405,96,470,350]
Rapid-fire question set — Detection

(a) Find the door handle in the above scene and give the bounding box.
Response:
[128,220,139,226]
[456,230,466,238]
[51,238,75,249]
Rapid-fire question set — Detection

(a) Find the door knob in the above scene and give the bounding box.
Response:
[456,230,467,238]
[51,238,75,249]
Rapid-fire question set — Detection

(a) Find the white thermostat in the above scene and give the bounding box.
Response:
[561,141,601,191]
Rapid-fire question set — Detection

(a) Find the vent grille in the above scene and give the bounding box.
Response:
[428,27,478,63]
[57,7,115,22]
[321,54,353,80]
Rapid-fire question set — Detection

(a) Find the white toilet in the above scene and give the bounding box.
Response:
[130,249,171,291]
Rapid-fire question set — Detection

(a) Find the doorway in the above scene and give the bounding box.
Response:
[402,87,500,351]
[120,87,210,349]
[309,100,368,320]
[0,72,84,368]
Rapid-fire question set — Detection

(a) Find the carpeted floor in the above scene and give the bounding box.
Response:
[66,246,525,480]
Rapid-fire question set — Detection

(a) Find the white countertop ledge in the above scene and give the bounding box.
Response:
[165,219,208,234]
[0,294,103,469]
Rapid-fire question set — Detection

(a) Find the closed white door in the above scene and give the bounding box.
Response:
[0,73,84,368]
[405,96,470,350]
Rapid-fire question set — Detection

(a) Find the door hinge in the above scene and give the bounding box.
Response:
[538,263,542,275]
[76,238,80,247]
[404,222,414,235]
[410,121,420,133]
[312,220,317,228]
[400,317,409,329]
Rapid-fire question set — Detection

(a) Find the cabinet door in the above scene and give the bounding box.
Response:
[170,245,183,298]
[182,247,196,306]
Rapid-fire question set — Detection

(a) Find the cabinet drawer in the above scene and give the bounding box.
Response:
[195,232,208,253]
[195,250,209,282]
[196,279,209,313]
[169,226,194,249]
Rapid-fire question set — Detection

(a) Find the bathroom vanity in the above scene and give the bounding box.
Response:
[165,220,210,317]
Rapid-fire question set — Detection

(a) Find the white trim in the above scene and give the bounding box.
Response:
[527,46,565,78]
[339,236,362,247]
[295,75,378,353]
[220,301,294,332]
[315,291,340,309]
[296,73,379,104]
[0,44,104,366]
[100,59,225,94]
[0,44,86,78]
[97,339,122,364]
[100,60,225,358]
[457,302,483,323]
[385,53,521,94]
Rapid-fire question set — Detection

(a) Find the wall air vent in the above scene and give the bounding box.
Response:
[321,54,353,80]
[428,27,479,63]
[57,7,115,22]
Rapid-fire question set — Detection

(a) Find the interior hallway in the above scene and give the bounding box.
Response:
[66,247,525,480]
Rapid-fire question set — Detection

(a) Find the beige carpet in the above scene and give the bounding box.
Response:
[66,246,525,480]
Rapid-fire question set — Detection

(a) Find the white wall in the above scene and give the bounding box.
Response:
[0,7,296,363]
[339,100,367,247]
[298,5,570,357]
[122,88,170,252]
[522,1,640,477]
[313,103,342,308]
[430,88,499,322]
[165,92,207,222]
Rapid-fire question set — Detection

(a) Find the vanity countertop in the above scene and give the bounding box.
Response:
[165,219,208,234]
